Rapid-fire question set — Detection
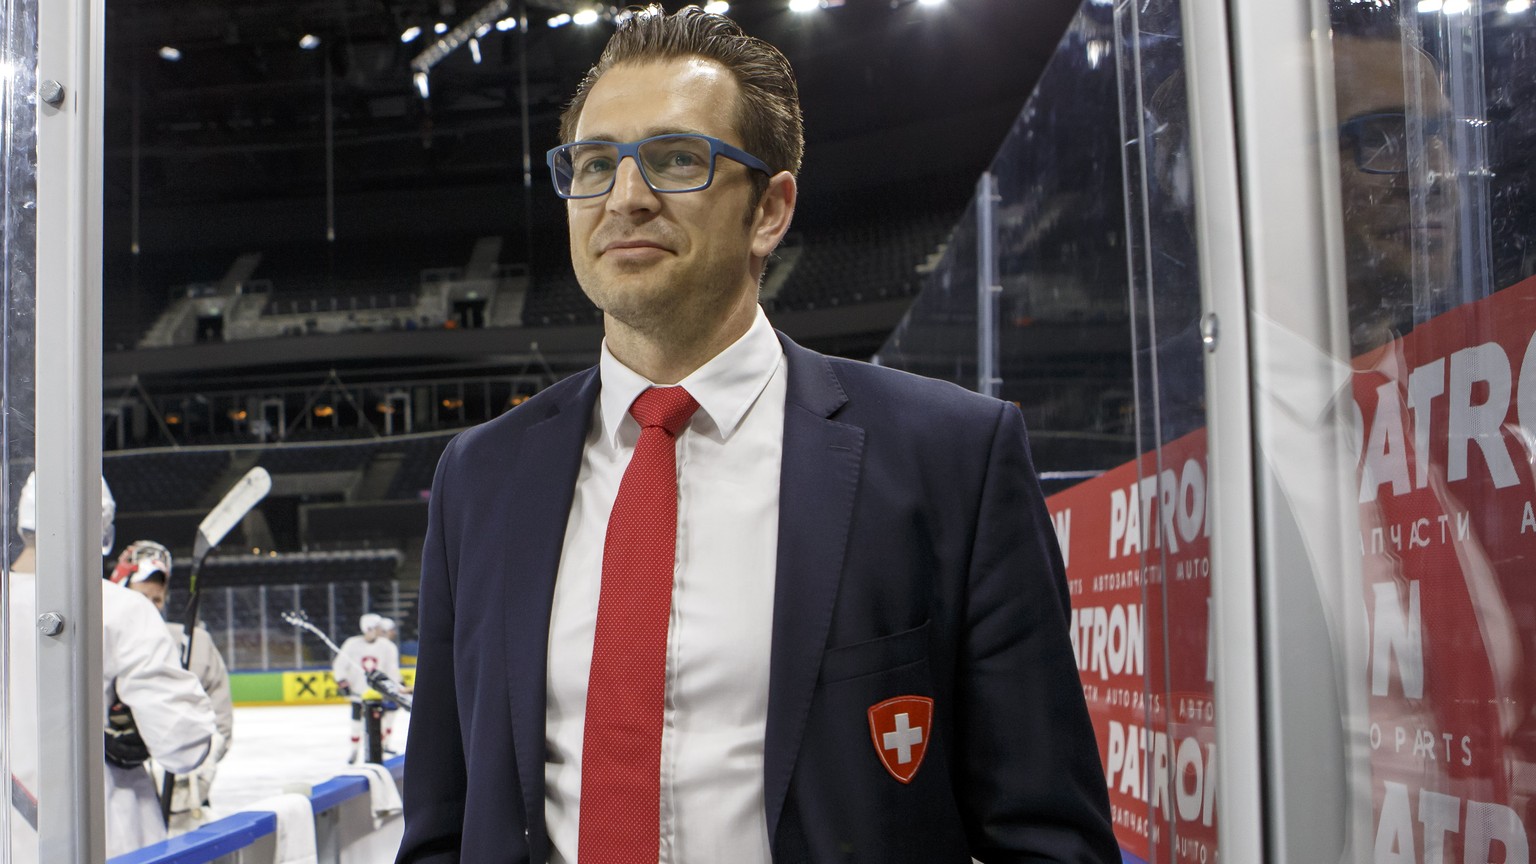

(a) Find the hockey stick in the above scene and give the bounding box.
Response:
[160,466,272,826]
[282,609,412,711]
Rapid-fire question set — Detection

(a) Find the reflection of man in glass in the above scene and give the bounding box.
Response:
[1335,26,1532,853]
[1334,34,1458,353]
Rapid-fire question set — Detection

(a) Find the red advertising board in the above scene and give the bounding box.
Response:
[1351,274,1536,863]
[1047,273,1536,863]
[1047,427,1215,863]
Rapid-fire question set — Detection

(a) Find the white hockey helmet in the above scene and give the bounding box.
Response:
[110,540,174,586]
[16,471,117,555]
[359,612,384,634]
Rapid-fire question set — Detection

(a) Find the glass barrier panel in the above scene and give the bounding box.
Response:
[873,200,980,389]
[1257,1,1536,859]
[2,0,42,857]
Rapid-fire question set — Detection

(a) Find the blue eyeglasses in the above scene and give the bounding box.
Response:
[1339,112,1450,175]
[546,133,773,199]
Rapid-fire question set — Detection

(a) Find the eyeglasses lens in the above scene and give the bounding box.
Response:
[1350,114,1448,174]
[555,135,715,196]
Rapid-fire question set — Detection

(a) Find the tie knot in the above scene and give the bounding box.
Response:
[629,386,699,436]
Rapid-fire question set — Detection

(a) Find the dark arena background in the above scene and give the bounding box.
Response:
[5,0,1536,858]
[97,0,1130,679]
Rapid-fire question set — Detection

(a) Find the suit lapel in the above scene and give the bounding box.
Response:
[501,368,599,852]
[764,334,865,839]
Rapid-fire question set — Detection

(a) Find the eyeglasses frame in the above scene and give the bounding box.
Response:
[1338,111,1451,176]
[546,133,774,199]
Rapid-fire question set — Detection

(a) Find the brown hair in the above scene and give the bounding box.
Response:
[558,4,804,201]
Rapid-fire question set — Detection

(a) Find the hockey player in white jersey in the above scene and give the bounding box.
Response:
[333,612,402,760]
[111,539,235,833]
[6,473,219,860]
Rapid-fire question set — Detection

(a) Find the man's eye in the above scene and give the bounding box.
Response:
[664,151,702,167]
[577,157,616,174]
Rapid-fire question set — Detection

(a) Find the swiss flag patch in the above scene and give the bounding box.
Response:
[867,695,933,784]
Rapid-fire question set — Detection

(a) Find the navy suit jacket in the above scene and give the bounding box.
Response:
[396,332,1117,863]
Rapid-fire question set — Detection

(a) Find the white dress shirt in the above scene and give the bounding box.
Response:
[545,306,785,864]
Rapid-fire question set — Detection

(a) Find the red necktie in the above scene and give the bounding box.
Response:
[578,386,700,864]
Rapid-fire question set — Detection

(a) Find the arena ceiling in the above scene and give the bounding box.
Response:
[102,0,1083,256]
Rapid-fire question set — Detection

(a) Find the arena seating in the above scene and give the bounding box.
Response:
[771,211,957,311]
[383,434,453,500]
[103,449,232,513]
[255,440,379,474]
[519,272,601,325]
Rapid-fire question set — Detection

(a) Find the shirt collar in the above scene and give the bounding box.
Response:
[598,305,783,448]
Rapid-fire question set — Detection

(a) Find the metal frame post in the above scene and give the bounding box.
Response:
[33,0,107,855]
[1186,0,1375,858]
[225,587,236,668]
[975,171,1000,398]
[293,584,303,668]
[1176,0,1265,857]
[259,584,270,671]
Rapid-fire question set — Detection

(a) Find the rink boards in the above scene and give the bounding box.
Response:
[109,704,412,863]
[230,666,417,706]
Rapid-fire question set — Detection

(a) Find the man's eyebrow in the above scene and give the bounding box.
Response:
[577,127,710,142]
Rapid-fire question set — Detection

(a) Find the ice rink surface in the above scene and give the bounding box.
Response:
[209,703,411,816]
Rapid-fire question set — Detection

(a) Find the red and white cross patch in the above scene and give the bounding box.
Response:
[867,695,933,784]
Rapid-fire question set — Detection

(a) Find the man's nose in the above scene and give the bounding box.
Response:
[606,156,660,214]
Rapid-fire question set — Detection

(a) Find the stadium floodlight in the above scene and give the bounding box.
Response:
[788,0,820,12]
[572,8,600,25]
[495,16,517,30]
[469,37,482,64]
[434,21,449,33]
[414,71,430,99]
[549,12,573,26]
[704,0,729,12]
[411,0,512,74]
[1508,0,1532,12]
[299,34,321,50]
[918,0,943,6]
[158,45,182,61]
[401,25,423,42]
[1440,0,1470,10]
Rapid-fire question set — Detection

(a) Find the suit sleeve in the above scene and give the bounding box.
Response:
[396,437,469,864]
[958,401,1119,863]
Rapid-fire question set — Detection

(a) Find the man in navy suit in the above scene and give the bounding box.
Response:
[397,6,1116,862]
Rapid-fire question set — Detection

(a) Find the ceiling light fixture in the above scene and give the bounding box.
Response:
[918,0,944,6]
[414,71,430,99]
[788,0,820,12]
[434,21,449,33]
[572,9,600,25]
[1507,0,1532,11]
[299,34,321,50]
[495,16,517,30]
[401,25,423,42]
[158,45,182,61]
[704,0,729,12]
[548,12,573,27]
[412,0,512,75]
[469,37,482,63]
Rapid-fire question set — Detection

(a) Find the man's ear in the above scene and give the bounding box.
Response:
[750,171,798,259]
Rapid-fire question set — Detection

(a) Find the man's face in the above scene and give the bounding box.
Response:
[567,58,762,334]
[130,579,166,613]
[1334,37,1457,347]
